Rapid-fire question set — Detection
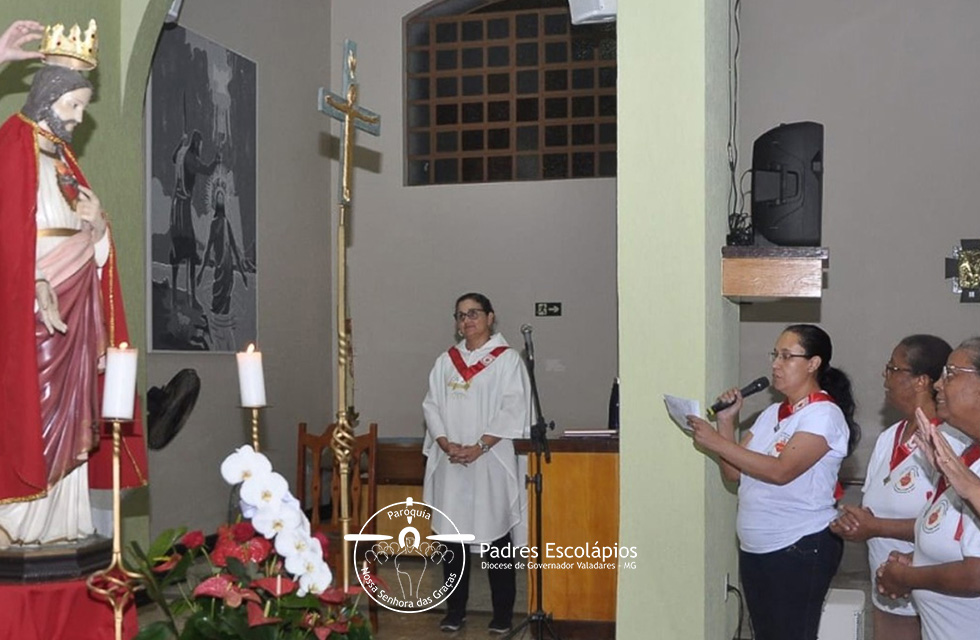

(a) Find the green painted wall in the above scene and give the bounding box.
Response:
[0,0,170,548]
[617,0,738,637]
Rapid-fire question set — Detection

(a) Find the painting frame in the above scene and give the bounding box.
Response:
[146,25,257,352]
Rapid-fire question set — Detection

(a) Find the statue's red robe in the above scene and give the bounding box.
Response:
[0,113,148,505]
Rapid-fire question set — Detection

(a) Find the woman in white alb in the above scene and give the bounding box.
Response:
[423,293,530,635]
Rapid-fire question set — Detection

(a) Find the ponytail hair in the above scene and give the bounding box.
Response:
[785,324,861,455]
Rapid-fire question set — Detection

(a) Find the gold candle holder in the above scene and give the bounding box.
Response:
[250,407,261,451]
[87,419,142,640]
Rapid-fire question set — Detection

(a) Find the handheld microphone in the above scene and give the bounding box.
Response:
[707,376,770,417]
[520,324,534,361]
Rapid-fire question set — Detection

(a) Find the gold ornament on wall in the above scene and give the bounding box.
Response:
[945,240,980,303]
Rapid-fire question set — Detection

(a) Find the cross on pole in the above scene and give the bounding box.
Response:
[316,39,380,593]
[318,40,381,211]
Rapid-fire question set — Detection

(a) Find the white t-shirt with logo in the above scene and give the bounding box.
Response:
[737,400,849,553]
[863,421,969,615]
[911,455,980,640]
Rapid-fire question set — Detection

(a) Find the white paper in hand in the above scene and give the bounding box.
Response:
[663,394,700,434]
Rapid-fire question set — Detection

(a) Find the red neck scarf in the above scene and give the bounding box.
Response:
[777,390,834,424]
[448,345,509,382]
[927,443,980,541]
[932,444,980,506]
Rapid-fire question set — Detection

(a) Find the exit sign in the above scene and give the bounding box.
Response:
[535,302,562,317]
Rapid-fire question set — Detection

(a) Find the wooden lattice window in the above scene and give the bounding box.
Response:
[405,0,617,185]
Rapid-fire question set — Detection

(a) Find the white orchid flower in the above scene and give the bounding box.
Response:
[240,500,257,520]
[216,444,336,598]
[281,491,301,510]
[240,471,289,509]
[252,502,303,539]
[286,544,324,577]
[297,564,333,596]
[275,528,311,559]
[280,492,312,530]
[220,445,272,485]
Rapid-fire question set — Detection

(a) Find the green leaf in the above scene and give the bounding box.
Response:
[133,620,178,640]
[182,611,224,640]
[224,556,251,583]
[217,608,252,638]
[130,540,150,563]
[248,626,279,640]
[277,594,321,609]
[148,527,188,559]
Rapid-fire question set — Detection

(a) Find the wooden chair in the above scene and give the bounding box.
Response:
[296,422,378,629]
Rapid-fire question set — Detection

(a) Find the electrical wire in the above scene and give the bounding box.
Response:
[726,0,752,246]
[728,582,751,640]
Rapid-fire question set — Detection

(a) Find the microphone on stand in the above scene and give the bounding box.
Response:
[521,324,534,362]
[707,376,770,418]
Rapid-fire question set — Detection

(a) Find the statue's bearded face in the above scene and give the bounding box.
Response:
[41,87,92,143]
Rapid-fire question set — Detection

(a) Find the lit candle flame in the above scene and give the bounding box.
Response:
[119,341,128,349]
[246,343,256,354]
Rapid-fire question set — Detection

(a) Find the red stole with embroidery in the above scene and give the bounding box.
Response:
[448,345,509,382]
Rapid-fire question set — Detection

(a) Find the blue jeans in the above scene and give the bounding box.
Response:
[739,527,843,640]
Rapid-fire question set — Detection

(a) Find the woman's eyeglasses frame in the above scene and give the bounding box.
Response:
[941,364,980,381]
[453,309,486,322]
[769,350,810,363]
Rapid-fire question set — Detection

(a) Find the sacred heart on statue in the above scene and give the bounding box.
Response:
[54,159,80,209]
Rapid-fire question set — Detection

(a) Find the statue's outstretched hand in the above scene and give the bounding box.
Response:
[0,21,44,65]
[36,279,67,334]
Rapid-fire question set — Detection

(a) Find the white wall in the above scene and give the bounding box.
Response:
[737,1,980,478]
[330,0,619,439]
[147,0,334,534]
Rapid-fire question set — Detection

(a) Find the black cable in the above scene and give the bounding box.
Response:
[728,584,755,640]
[728,582,750,640]
[726,0,752,246]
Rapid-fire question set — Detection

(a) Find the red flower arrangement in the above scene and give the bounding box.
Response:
[129,525,371,640]
[129,445,373,639]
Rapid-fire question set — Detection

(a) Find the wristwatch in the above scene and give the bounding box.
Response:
[477,437,491,454]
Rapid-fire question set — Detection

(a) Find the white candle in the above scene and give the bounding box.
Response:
[102,342,138,419]
[237,343,266,407]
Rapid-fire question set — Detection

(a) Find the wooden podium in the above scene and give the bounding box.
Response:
[515,435,619,639]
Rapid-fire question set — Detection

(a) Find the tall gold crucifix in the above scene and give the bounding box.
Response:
[317,39,380,592]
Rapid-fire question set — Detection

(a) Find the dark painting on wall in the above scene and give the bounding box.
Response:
[148,25,256,352]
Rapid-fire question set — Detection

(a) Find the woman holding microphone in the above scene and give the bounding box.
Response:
[687,324,859,640]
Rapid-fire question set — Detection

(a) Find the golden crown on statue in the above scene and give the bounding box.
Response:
[40,19,99,71]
